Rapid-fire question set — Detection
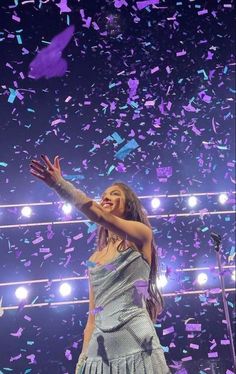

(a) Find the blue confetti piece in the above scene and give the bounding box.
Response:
[229,246,235,257]
[85,222,97,233]
[128,101,139,108]
[175,296,182,302]
[111,132,125,144]
[197,69,208,80]
[161,345,169,353]
[107,165,115,175]
[86,260,97,268]
[0,162,8,167]
[115,139,139,161]
[16,34,22,44]
[8,88,17,103]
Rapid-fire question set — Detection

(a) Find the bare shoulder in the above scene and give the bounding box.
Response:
[88,251,99,263]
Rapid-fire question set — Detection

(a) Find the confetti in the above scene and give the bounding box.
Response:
[28,25,75,79]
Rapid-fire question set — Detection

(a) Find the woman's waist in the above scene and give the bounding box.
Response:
[94,305,148,332]
[88,311,160,360]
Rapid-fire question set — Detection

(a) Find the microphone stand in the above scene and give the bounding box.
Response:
[211,232,236,372]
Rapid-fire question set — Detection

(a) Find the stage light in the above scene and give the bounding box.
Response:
[151,197,161,209]
[62,203,72,215]
[156,274,168,288]
[15,286,28,300]
[218,193,228,204]
[188,196,197,208]
[59,283,72,297]
[197,273,208,285]
[232,270,235,281]
[21,206,32,218]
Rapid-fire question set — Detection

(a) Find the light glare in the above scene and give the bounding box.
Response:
[218,193,228,205]
[232,270,236,281]
[21,206,32,218]
[151,198,161,209]
[188,196,197,208]
[197,273,208,285]
[15,286,28,300]
[156,274,168,288]
[59,283,71,297]
[62,203,72,215]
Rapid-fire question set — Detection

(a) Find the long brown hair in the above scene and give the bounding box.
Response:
[96,182,164,322]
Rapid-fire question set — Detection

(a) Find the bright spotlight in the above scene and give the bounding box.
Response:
[15,286,28,300]
[151,198,161,209]
[21,206,32,218]
[218,193,228,205]
[232,270,236,281]
[188,196,197,208]
[62,203,72,215]
[156,274,168,288]
[59,283,72,297]
[197,273,208,285]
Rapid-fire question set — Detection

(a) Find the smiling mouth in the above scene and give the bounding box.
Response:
[102,203,113,208]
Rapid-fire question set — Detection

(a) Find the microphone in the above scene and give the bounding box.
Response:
[210,232,222,243]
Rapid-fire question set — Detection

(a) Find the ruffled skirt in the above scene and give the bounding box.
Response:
[75,311,171,374]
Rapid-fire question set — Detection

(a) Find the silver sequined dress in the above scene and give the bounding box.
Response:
[76,247,171,374]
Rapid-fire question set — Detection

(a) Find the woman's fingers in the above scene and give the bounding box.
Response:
[30,169,45,180]
[41,155,54,170]
[54,156,61,170]
[30,160,45,173]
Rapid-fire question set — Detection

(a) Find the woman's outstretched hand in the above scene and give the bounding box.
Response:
[30,155,63,188]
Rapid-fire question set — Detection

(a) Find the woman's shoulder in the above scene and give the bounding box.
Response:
[88,250,99,263]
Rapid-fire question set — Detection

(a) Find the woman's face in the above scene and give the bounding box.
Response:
[100,185,126,218]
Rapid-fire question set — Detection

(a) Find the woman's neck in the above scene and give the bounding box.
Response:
[107,231,121,244]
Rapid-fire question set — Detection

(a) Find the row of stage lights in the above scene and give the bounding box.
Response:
[151,193,229,209]
[17,193,230,218]
[11,269,236,303]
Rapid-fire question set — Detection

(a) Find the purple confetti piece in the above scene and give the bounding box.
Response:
[104,263,117,271]
[115,162,127,173]
[10,327,24,337]
[163,326,175,335]
[56,0,72,13]
[221,339,230,345]
[183,103,198,112]
[65,349,72,360]
[190,343,199,349]
[136,0,159,10]
[181,356,192,362]
[156,166,172,178]
[134,279,149,299]
[26,354,36,364]
[90,306,103,315]
[114,0,128,8]
[185,323,202,332]
[128,78,139,98]
[176,50,186,57]
[32,236,43,244]
[151,66,159,74]
[28,25,75,79]
[10,353,22,362]
[208,352,218,358]
[198,9,208,16]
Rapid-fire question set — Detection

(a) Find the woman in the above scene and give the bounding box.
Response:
[30,155,171,374]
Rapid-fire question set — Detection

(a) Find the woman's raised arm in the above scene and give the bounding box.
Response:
[30,155,152,247]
